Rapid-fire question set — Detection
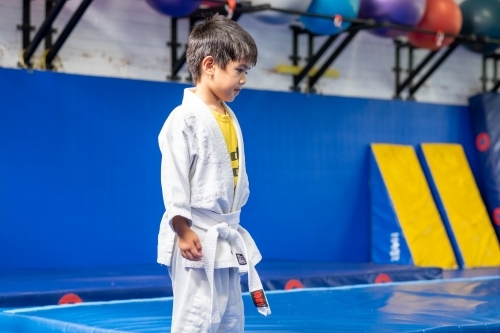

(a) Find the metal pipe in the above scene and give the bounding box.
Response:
[20,0,31,49]
[290,26,299,66]
[308,33,314,62]
[494,56,498,88]
[482,55,488,92]
[393,41,402,99]
[45,0,93,68]
[492,57,500,92]
[167,17,180,80]
[408,45,414,91]
[45,0,55,50]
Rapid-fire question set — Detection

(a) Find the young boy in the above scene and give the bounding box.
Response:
[157,14,271,333]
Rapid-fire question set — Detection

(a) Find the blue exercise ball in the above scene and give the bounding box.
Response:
[300,0,361,35]
[460,0,500,54]
[145,0,201,17]
[358,0,426,38]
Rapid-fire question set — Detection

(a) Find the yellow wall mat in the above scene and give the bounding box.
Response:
[421,143,500,268]
[371,144,457,269]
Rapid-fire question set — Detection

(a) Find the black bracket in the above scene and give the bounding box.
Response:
[394,40,459,100]
[19,0,93,69]
[167,1,270,81]
[17,0,35,50]
[289,25,362,93]
[482,53,500,92]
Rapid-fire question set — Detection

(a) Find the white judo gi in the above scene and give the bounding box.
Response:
[158,89,270,333]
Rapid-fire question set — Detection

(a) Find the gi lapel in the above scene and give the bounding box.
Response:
[223,102,247,213]
[182,89,235,208]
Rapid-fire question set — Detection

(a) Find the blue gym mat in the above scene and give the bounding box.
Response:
[0,260,442,308]
[1,277,500,332]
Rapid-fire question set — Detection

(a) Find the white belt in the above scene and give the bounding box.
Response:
[191,208,271,326]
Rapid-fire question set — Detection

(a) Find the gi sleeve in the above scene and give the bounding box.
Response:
[159,112,194,231]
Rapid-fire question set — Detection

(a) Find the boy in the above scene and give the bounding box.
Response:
[157,14,271,333]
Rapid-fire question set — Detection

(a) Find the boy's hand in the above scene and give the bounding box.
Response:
[172,216,203,261]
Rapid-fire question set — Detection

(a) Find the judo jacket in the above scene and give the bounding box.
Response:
[157,88,262,269]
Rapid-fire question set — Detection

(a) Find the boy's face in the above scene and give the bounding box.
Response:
[210,59,251,103]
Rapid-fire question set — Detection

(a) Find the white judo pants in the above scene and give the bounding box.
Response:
[168,240,245,333]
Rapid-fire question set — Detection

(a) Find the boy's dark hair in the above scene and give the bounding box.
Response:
[186,14,258,83]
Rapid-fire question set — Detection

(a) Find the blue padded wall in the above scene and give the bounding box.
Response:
[469,93,500,239]
[0,69,180,270]
[0,68,478,270]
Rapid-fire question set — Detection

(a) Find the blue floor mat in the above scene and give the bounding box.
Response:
[0,260,441,307]
[2,277,500,332]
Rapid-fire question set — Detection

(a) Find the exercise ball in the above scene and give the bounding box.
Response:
[251,0,312,25]
[460,0,500,54]
[407,0,462,50]
[301,0,361,36]
[358,0,426,38]
[145,0,201,17]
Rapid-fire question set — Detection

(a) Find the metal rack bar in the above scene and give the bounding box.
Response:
[395,47,438,97]
[45,0,93,69]
[291,35,338,90]
[408,41,459,98]
[307,29,359,90]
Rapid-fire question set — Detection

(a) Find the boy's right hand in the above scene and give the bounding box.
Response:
[172,216,203,261]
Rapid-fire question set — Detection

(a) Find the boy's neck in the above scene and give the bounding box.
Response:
[194,83,226,115]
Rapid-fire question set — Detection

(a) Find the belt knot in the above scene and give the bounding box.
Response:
[216,222,230,239]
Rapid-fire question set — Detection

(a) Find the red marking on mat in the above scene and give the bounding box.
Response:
[476,133,490,152]
[250,289,268,308]
[284,279,304,290]
[493,208,500,226]
[375,273,392,284]
[58,293,83,305]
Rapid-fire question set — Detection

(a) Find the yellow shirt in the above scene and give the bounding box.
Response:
[211,110,239,187]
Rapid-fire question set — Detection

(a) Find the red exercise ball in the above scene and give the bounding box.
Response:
[407,0,462,50]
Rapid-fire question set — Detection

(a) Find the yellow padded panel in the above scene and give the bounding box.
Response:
[421,143,500,268]
[372,144,457,269]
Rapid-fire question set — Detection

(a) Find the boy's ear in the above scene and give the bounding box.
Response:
[201,56,215,76]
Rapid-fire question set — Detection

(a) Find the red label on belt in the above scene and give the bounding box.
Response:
[251,289,268,308]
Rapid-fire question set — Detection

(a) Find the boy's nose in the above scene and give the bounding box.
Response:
[240,75,246,85]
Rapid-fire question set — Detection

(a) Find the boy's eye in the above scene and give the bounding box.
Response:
[237,69,248,74]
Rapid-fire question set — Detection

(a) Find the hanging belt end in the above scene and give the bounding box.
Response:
[250,289,271,316]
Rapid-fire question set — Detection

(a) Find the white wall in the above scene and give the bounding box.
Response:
[0,0,491,105]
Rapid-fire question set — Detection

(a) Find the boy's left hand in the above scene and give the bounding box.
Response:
[178,228,203,261]
[172,215,203,261]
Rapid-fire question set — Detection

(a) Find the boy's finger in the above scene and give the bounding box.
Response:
[189,249,202,261]
[183,250,194,260]
[191,246,202,258]
[194,239,203,253]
